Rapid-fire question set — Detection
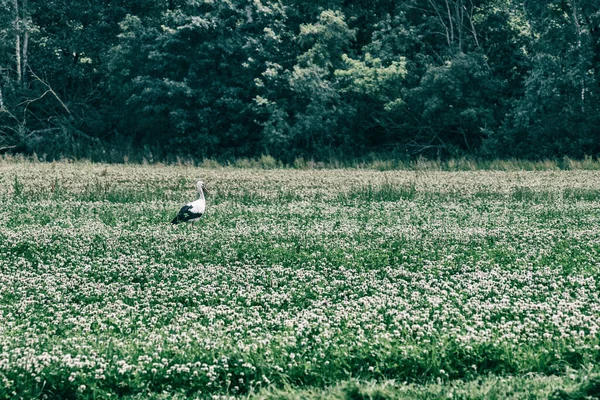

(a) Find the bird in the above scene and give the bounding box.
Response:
[171,180,208,227]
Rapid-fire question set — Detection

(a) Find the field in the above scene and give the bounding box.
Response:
[0,160,599,399]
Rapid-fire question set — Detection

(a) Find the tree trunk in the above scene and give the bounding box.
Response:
[456,0,463,51]
[13,0,21,83]
[444,0,455,45]
[22,0,28,86]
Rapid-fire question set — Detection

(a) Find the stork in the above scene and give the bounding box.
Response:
[171,180,207,227]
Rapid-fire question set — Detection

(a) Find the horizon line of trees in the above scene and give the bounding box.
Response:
[1,0,599,162]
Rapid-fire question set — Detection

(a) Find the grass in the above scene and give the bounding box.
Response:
[247,371,600,400]
[0,160,599,398]
[8,153,600,171]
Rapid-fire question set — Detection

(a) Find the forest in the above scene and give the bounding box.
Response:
[0,0,599,162]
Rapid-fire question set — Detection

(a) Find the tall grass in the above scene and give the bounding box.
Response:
[5,152,600,171]
[338,180,417,203]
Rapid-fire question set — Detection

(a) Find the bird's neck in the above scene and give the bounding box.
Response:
[197,189,205,201]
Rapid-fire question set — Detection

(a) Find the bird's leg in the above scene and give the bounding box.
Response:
[191,221,195,228]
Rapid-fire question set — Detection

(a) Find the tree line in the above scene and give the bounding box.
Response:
[1,0,599,162]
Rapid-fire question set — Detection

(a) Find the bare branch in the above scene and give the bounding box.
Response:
[28,67,72,115]
[467,0,479,47]
[0,101,27,127]
[427,0,451,46]
[17,90,52,107]
[29,127,61,136]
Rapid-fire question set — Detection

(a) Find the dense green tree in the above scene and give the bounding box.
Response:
[284,10,355,157]
[108,0,294,159]
[0,0,598,161]
[334,53,406,151]
[495,0,600,158]
[0,0,162,156]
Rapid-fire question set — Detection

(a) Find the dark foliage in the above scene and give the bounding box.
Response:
[1,0,599,161]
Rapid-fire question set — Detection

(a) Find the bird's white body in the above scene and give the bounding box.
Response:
[183,198,205,223]
[171,180,207,227]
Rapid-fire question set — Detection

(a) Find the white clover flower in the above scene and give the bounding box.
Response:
[1,164,600,395]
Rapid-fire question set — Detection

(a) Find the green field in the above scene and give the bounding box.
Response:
[0,160,599,399]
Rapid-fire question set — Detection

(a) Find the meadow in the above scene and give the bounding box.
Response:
[0,159,599,399]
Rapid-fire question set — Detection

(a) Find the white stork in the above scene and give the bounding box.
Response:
[171,180,207,227]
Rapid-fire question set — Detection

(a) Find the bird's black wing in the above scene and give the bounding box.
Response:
[171,205,203,224]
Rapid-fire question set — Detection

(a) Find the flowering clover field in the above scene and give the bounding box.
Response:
[0,161,599,399]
